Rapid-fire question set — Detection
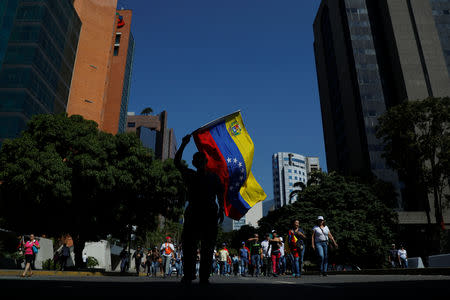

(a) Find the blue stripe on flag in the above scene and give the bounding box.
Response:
[209,122,250,215]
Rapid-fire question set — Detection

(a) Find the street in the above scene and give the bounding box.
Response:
[1,274,449,299]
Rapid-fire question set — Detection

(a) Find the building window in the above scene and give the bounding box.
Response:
[115,33,122,44]
[127,122,135,128]
[114,46,119,56]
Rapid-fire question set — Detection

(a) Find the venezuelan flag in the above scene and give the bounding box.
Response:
[193,111,266,220]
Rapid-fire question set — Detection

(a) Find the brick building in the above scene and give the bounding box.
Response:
[67,0,134,134]
[126,111,177,160]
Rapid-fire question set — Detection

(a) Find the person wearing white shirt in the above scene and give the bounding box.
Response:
[261,233,272,276]
[398,245,408,268]
[311,216,338,276]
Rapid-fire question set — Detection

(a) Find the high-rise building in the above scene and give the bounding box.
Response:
[313,0,450,236]
[67,0,134,134]
[272,152,320,209]
[262,198,275,217]
[0,0,81,145]
[430,0,450,76]
[126,111,177,160]
[221,201,263,232]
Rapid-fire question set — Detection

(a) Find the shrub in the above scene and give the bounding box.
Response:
[87,256,99,268]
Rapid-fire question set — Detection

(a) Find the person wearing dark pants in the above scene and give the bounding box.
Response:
[175,134,224,286]
[60,243,70,271]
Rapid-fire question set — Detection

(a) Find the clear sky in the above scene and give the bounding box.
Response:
[121,0,325,202]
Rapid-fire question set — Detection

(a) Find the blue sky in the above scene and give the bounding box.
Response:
[122,0,325,201]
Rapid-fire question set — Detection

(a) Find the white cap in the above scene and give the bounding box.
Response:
[318,216,324,220]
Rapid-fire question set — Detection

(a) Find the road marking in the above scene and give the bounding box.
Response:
[275,281,296,285]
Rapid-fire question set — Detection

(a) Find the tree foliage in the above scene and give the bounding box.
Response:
[140,107,153,116]
[376,97,450,227]
[0,113,185,267]
[257,172,398,269]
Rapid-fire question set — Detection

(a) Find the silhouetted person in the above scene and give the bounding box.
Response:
[175,134,224,285]
[60,243,70,271]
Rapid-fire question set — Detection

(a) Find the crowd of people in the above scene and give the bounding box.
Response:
[388,243,409,269]
[18,216,408,279]
[119,236,184,277]
[117,215,339,278]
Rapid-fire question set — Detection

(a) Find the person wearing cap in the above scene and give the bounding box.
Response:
[312,216,338,276]
[160,237,175,277]
[388,244,399,268]
[247,233,262,277]
[239,241,250,276]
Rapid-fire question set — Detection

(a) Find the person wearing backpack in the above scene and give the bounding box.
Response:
[160,237,175,277]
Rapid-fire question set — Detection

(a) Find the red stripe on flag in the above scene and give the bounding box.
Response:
[193,130,232,216]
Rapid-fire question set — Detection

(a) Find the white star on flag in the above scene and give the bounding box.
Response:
[227,157,232,163]
[233,158,238,164]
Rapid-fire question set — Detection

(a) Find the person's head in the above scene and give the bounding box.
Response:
[241,241,245,247]
[192,152,208,170]
[293,220,300,228]
[272,230,277,237]
[166,236,172,243]
[222,243,227,248]
[400,245,405,249]
[253,233,259,239]
[30,234,35,241]
[317,216,325,225]
[391,244,396,249]
[265,233,270,240]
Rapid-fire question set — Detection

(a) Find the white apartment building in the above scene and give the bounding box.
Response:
[272,152,320,209]
[221,201,263,232]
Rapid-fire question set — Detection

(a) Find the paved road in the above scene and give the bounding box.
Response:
[1,274,449,299]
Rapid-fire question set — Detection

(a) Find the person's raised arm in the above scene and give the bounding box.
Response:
[175,134,191,170]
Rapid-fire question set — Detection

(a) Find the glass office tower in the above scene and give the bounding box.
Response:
[0,0,81,144]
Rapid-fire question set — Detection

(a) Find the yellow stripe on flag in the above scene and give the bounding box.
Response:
[225,112,266,207]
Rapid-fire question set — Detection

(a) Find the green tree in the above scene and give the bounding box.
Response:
[0,113,185,267]
[376,97,450,231]
[257,172,398,269]
[140,107,153,116]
